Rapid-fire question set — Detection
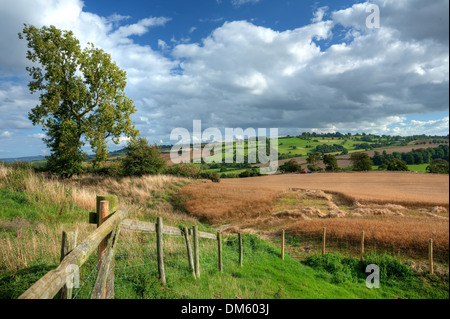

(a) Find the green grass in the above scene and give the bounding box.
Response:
[111,236,448,299]
[372,164,430,173]
[407,164,429,173]
[3,227,447,299]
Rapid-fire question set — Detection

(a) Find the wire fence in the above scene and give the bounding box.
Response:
[274,228,449,274]
[69,226,255,299]
[66,224,448,299]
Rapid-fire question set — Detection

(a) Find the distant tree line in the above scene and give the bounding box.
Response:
[371,145,449,167]
[311,144,348,155]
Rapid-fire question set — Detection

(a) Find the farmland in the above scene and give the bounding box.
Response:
[0,161,448,299]
[177,171,449,267]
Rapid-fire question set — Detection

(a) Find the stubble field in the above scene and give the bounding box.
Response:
[177,171,449,263]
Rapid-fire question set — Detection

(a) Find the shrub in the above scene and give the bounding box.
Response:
[279,160,302,173]
[239,168,260,178]
[386,158,409,171]
[120,138,167,176]
[165,163,202,178]
[303,253,415,285]
[427,159,449,174]
[198,171,220,183]
[307,165,323,172]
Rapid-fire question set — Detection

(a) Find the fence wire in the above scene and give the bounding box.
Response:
[69,226,252,299]
[281,229,448,268]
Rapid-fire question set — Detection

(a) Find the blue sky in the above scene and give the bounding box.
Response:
[0,0,448,158]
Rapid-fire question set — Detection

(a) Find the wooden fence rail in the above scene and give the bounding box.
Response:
[18,195,240,299]
[18,206,128,299]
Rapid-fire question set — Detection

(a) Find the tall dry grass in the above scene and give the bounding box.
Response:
[283,217,449,258]
[178,181,281,224]
[0,163,196,273]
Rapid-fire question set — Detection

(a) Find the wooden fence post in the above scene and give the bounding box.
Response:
[429,238,434,275]
[91,222,122,299]
[322,227,326,255]
[193,225,200,278]
[156,217,166,285]
[218,232,223,272]
[96,195,117,270]
[58,229,78,299]
[184,227,195,278]
[361,231,365,261]
[239,233,243,267]
[281,230,285,260]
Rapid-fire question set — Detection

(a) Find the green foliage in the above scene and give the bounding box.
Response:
[278,160,302,173]
[306,153,321,166]
[198,171,220,183]
[120,138,166,176]
[427,159,449,174]
[238,168,260,178]
[303,253,415,285]
[307,165,323,172]
[372,145,449,168]
[386,158,409,171]
[165,163,202,178]
[19,24,138,177]
[0,265,56,299]
[350,152,373,171]
[323,154,339,171]
[313,144,348,154]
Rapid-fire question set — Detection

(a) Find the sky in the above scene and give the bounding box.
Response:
[0,0,448,158]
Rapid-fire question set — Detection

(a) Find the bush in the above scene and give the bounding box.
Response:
[239,168,260,178]
[307,165,323,172]
[198,171,220,183]
[120,138,167,176]
[278,160,302,173]
[427,159,449,174]
[303,252,415,285]
[164,163,202,178]
[386,158,409,171]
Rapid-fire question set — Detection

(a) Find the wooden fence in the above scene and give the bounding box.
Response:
[18,195,243,299]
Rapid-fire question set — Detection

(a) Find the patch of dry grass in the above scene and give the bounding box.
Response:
[178,181,281,224]
[0,163,197,273]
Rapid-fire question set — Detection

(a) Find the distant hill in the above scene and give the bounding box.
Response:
[0,155,46,163]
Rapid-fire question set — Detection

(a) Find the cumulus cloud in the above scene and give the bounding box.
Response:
[0,0,448,157]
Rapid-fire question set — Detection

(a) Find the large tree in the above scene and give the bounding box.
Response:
[323,154,339,171]
[19,24,139,177]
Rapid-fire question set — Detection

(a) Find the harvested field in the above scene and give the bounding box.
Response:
[177,171,449,261]
[178,172,449,223]
[219,172,449,208]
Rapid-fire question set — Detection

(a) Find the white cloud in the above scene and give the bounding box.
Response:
[0,0,448,157]
[231,0,260,8]
[0,131,12,138]
[111,16,171,40]
[312,6,328,23]
[391,116,449,136]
